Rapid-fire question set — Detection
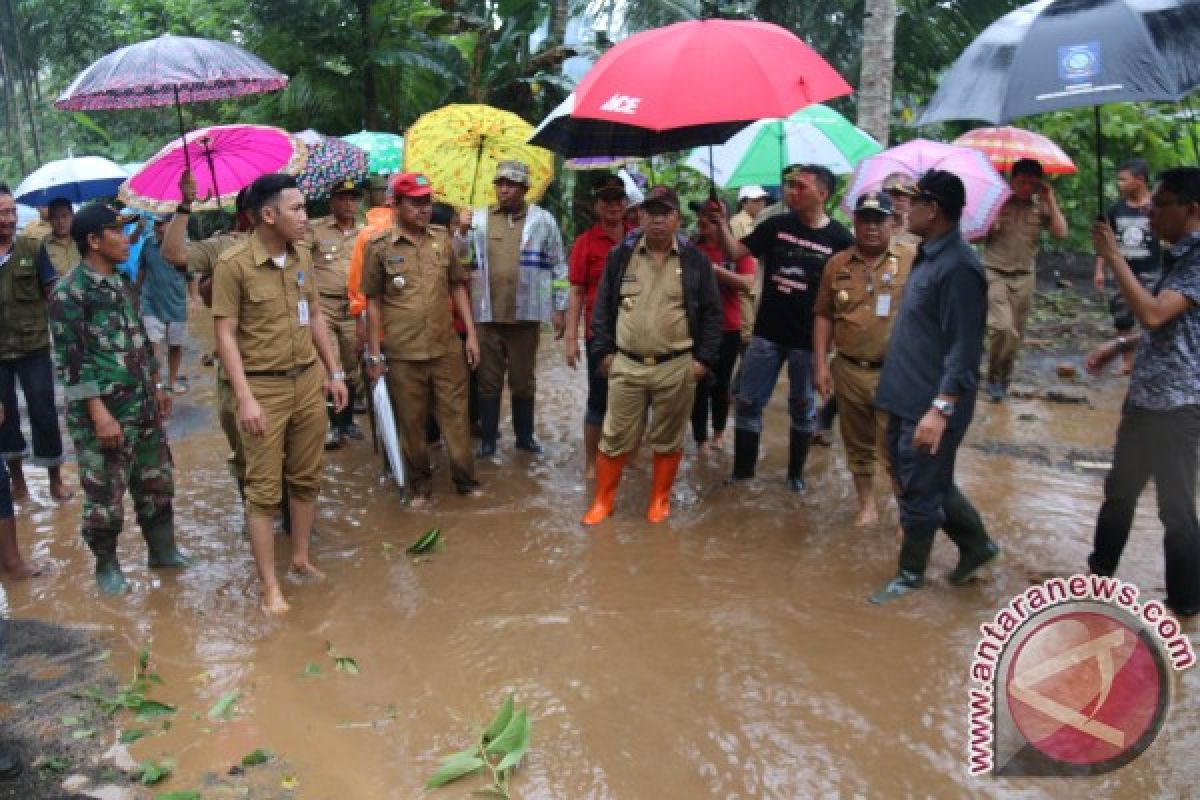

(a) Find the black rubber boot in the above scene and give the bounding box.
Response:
[142,515,190,569]
[86,529,129,595]
[512,396,543,454]
[340,384,363,439]
[478,395,501,457]
[730,429,759,481]
[786,430,811,493]
[0,744,21,780]
[942,485,1000,585]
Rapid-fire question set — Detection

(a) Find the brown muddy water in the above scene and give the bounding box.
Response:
[1,316,1197,799]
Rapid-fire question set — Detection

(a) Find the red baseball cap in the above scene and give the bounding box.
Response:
[390,172,434,198]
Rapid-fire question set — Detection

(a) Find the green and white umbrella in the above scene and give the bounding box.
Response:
[685,104,881,188]
[341,130,403,175]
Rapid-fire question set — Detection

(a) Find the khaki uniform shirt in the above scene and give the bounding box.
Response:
[616,238,693,355]
[982,196,1051,274]
[308,215,362,297]
[42,236,81,276]
[20,219,51,240]
[211,233,319,374]
[815,240,915,363]
[362,224,467,362]
[485,206,526,323]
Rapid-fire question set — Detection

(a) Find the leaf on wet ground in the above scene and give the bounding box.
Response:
[481,694,514,745]
[281,774,299,790]
[135,700,177,721]
[60,714,85,726]
[426,695,530,796]
[302,662,322,677]
[425,750,486,789]
[88,649,113,663]
[155,792,202,800]
[120,728,147,744]
[37,755,70,771]
[137,758,174,785]
[406,527,443,555]
[241,748,271,767]
[326,642,360,675]
[207,688,241,720]
[70,728,96,739]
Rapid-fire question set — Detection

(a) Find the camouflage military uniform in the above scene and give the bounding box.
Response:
[49,265,174,557]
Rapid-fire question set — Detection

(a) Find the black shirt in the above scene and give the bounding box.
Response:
[741,212,854,349]
[875,229,987,426]
[1106,199,1161,277]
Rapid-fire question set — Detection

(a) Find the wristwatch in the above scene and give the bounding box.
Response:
[365,354,386,366]
[330,370,347,381]
[932,398,956,417]
[175,205,192,215]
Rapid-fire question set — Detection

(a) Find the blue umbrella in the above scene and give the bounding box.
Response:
[15,156,128,205]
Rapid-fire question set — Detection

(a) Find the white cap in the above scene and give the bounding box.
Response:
[738,185,768,201]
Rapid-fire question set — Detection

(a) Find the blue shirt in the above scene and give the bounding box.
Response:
[138,234,187,323]
[1127,230,1200,411]
[875,228,987,425]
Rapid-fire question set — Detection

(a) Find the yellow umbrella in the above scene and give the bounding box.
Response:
[403,104,554,210]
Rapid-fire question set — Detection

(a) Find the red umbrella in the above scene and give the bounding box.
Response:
[570,19,851,134]
[953,126,1077,175]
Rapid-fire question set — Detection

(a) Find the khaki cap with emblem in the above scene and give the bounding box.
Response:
[329,178,363,196]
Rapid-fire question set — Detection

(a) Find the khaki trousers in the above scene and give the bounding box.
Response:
[216,376,245,482]
[241,364,325,516]
[986,268,1036,385]
[319,293,363,396]
[600,354,696,456]
[477,322,540,400]
[386,353,478,497]
[831,355,889,478]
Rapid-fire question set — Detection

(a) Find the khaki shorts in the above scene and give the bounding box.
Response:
[240,364,326,516]
[143,316,187,346]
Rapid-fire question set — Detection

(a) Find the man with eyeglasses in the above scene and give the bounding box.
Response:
[712,163,854,492]
[362,173,482,507]
[870,170,998,604]
[1087,166,1200,618]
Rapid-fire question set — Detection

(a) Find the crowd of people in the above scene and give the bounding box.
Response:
[0,153,1197,619]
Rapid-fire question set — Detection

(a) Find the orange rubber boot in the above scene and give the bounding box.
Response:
[582,451,629,526]
[646,450,683,523]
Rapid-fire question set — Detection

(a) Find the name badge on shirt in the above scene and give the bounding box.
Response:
[298,299,311,326]
[875,294,892,318]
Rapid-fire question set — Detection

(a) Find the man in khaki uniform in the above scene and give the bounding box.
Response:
[212,173,347,615]
[882,173,921,248]
[813,192,914,527]
[308,179,365,448]
[730,185,769,345]
[981,158,1067,401]
[363,173,481,506]
[583,186,722,525]
[38,198,81,277]
[467,160,568,456]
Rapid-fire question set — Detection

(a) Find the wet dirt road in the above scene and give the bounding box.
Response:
[2,319,1197,799]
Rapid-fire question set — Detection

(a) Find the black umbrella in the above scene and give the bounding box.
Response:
[917,0,1200,215]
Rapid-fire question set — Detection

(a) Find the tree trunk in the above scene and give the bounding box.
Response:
[2,0,40,162]
[857,0,897,147]
[0,40,28,176]
[357,0,379,129]
[547,0,568,47]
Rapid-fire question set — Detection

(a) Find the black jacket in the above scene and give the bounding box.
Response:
[589,235,723,369]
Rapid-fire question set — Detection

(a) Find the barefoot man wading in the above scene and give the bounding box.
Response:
[212,174,348,614]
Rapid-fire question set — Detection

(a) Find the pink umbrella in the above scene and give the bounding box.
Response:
[120,124,307,213]
[840,138,1011,240]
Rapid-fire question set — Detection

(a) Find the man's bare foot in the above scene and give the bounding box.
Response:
[261,587,291,615]
[289,561,326,582]
[409,495,430,509]
[697,440,711,455]
[854,506,880,528]
[711,433,726,450]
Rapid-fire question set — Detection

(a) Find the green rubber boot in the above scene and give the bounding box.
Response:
[95,553,130,595]
[142,516,190,569]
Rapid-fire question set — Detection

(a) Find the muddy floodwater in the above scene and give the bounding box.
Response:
[2,316,1197,799]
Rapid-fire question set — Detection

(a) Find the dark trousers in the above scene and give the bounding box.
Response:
[0,349,65,467]
[887,413,990,575]
[1090,404,1200,613]
[692,331,741,443]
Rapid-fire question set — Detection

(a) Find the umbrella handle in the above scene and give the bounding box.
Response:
[468,135,486,208]
[173,86,192,173]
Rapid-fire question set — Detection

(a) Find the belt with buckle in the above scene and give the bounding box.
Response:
[245,361,315,378]
[618,347,689,367]
[840,354,884,370]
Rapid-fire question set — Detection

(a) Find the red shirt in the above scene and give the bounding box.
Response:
[568,222,629,338]
[695,238,756,332]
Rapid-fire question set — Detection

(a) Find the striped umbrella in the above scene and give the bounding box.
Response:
[953,126,1076,174]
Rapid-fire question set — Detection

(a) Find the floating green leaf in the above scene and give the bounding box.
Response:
[302,662,322,677]
[406,527,442,555]
[120,728,147,745]
[155,792,202,800]
[88,649,112,663]
[481,694,514,744]
[241,748,271,767]
[207,689,241,720]
[137,759,173,785]
[485,710,529,758]
[425,751,486,789]
[135,700,177,721]
[71,728,96,740]
[335,657,359,675]
[60,715,84,726]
